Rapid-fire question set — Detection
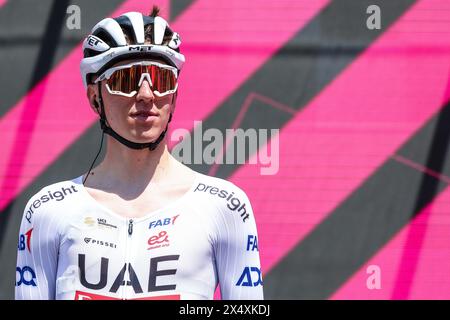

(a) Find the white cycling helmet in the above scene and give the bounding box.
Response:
[80,11,185,88]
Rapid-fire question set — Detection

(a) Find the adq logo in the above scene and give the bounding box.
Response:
[16,266,37,287]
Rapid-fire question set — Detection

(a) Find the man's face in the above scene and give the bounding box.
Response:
[87,58,176,145]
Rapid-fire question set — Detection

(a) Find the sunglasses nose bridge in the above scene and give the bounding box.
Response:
[138,73,153,88]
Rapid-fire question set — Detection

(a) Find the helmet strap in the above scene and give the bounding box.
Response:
[96,82,171,151]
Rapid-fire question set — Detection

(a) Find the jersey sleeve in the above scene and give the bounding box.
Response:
[15,194,59,300]
[213,184,264,300]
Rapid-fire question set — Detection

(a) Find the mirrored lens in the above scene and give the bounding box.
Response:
[107,64,177,95]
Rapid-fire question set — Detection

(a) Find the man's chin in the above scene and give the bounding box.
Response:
[128,132,164,144]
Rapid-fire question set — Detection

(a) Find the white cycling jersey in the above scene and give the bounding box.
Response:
[15,173,263,300]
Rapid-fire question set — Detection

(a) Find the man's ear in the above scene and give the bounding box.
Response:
[87,84,100,115]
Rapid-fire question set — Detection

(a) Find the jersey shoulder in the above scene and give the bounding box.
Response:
[192,173,253,224]
[22,176,83,224]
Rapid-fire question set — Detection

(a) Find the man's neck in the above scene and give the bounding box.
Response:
[88,136,173,190]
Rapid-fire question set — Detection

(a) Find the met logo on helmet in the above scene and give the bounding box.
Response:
[84,35,109,52]
[87,36,101,47]
[129,45,153,52]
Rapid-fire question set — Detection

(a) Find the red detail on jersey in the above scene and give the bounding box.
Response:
[148,231,169,247]
[74,291,180,300]
[25,228,33,253]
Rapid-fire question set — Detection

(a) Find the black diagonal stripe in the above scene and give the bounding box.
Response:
[26,0,70,95]
[396,100,450,177]
[264,100,450,299]
[0,0,125,118]
[175,0,417,179]
[170,0,195,21]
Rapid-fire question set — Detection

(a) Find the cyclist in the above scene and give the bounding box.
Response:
[15,7,263,300]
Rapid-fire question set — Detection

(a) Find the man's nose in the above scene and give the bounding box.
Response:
[136,78,155,102]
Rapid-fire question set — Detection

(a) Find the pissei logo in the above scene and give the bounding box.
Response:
[84,237,117,249]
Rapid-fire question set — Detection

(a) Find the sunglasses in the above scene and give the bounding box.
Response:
[94,61,178,98]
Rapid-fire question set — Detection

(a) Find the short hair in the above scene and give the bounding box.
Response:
[121,5,173,46]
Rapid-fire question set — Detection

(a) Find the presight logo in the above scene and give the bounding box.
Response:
[25,185,78,223]
[194,183,250,222]
[149,215,179,229]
